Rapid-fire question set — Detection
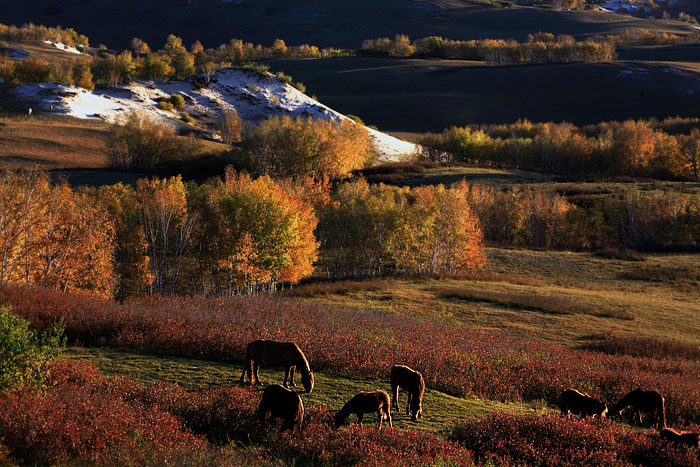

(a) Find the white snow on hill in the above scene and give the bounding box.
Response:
[43,40,84,55]
[11,68,416,161]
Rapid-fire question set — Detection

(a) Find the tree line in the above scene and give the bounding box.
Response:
[420,118,700,178]
[0,169,487,298]
[360,32,616,65]
[3,22,700,90]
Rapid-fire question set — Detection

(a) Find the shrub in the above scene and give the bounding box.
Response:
[107,112,192,170]
[453,412,700,467]
[180,112,194,123]
[157,100,174,111]
[0,310,63,391]
[170,94,186,109]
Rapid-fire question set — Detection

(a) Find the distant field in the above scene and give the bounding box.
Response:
[268,57,700,131]
[0,115,232,182]
[3,0,695,50]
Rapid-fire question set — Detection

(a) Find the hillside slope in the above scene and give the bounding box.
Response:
[4,0,696,50]
[6,68,416,160]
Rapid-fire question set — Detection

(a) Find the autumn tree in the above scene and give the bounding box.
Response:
[108,112,196,170]
[187,168,317,294]
[135,176,196,295]
[242,116,374,179]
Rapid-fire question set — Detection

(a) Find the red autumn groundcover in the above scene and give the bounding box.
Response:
[3,284,700,425]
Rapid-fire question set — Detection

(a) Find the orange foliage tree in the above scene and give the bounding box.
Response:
[0,170,115,297]
[317,179,485,278]
[187,168,318,294]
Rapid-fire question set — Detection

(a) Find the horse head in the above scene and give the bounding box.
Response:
[302,371,314,393]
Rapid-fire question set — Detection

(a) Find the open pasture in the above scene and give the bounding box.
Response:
[268,57,700,132]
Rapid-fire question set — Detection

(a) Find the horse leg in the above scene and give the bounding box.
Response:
[377,410,383,428]
[357,411,364,426]
[253,362,262,386]
[289,366,297,387]
[405,393,412,416]
[283,367,290,388]
[391,383,399,411]
[385,407,393,428]
[240,356,251,384]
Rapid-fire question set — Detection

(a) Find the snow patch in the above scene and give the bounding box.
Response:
[11,68,416,161]
[43,40,84,55]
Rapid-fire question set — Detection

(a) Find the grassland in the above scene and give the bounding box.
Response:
[0,114,233,184]
[64,346,542,434]
[4,0,693,50]
[285,248,700,347]
[267,57,700,132]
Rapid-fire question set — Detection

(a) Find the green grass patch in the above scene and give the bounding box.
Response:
[63,346,543,434]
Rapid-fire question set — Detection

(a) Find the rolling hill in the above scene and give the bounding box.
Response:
[4,0,697,50]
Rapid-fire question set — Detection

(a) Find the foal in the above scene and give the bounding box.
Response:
[334,391,393,429]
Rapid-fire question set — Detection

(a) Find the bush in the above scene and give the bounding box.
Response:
[453,412,700,467]
[108,112,193,170]
[0,310,63,391]
[157,100,174,111]
[170,94,186,109]
[180,112,194,123]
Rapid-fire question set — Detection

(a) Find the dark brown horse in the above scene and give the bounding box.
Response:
[560,388,608,419]
[256,384,304,434]
[390,365,425,421]
[334,391,393,429]
[660,428,700,448]
[610,388,666,429]
[240,340,314,393]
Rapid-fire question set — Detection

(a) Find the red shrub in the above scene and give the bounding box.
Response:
[0,384,208,465]
[453,412,700,467]
[4,283,700,426]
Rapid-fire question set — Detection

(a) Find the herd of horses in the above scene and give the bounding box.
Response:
[241,339,697,448]
[561,387,699,447]
[241,340,424,434]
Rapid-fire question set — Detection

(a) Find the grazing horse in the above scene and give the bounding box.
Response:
[560,388,608,419]
[334,391,393,429]
[240,340,314,393]
[660,428,700,448]
[256,384,304,434]
[390,365,425,421]
[610,388,666,429]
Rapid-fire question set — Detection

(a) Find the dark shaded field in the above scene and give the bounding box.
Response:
[268,57,700,132]
[3,0,695,50]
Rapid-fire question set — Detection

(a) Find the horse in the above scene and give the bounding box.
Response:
[256,384,304,435]
[560,388,608,419]
[240,340,314,393]
[610,388,666,429]
[390,365,425,421]
[334,391,393,429]
[660,428,700,448]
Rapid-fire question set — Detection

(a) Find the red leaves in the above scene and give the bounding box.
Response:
[454,413,700,467]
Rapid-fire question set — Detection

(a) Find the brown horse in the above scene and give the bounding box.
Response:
[390,365,425,421]
[334,391,393,429]
[560,389,608,419]
[610,388,666,429]
[240,340,314,393]
[660,428,700,448]
[256,384,304,434]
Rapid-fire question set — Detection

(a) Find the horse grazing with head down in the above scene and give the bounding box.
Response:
[390,365,425,421]
[660,428,700,448]
[240,340,314,393]
[560,388,608,419]
[334,391,393,429]
[610,388,666,429]
[256,384,304,434]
